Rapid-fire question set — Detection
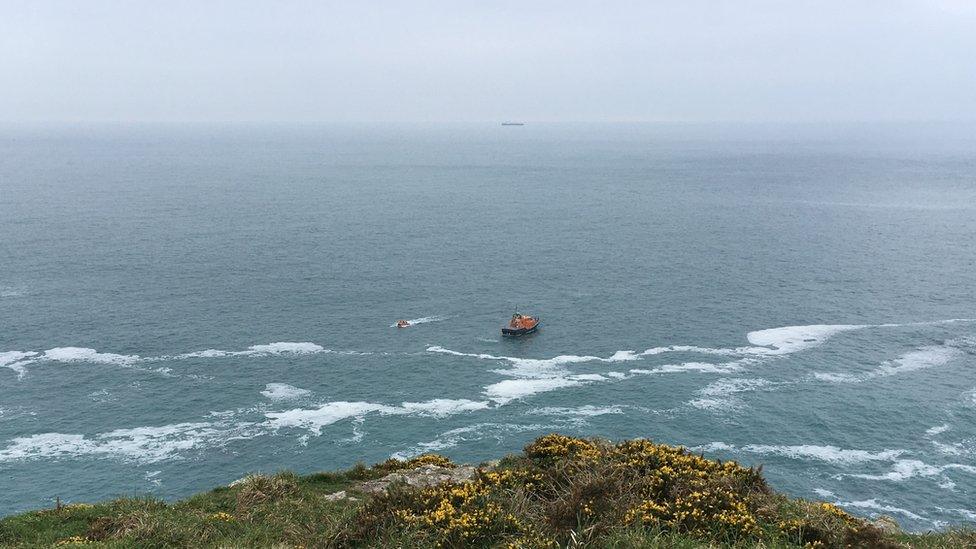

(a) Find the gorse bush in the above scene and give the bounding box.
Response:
[350,434,887,548]
[1,434,972,548]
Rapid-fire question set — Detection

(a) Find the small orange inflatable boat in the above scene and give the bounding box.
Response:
[396,319,411,328]
[502,312,540,336]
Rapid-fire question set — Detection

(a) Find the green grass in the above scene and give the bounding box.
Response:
[0,436,972,548]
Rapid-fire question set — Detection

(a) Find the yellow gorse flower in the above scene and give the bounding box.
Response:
[382,434,773,546]
[208,511,235,522]
[55,536,92,546]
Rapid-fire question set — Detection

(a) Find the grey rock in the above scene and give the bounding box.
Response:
[357,464,479,494]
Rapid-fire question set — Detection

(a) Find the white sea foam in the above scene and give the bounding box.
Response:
[938,507,976,521]
[397,399,490,417]
[745,324,866,355]
[694,442,905,465]
[0,285,26,298]
[429,345,641,403]
[570,373,606,381]
[145,470,162,487]
[689,398,735,411]
[483,378,581,404]
[176,349,229,359]
[528,405,626,417]
[503,355,605,373]
[427,346,506,361]
[265,402,397,435]
[835,498,928,521]
[631,361,741,375]
[342,417,366,444]
[848,459,976,481]
[3,341,328,378]
[260,383,312,401]
[431,346,647,373]
[813,372,861,383]
[607,350,641,362]
[390,315,449,327]
[698,378,773,397]
[0,351,36,367]
[176,342,328,359]
[690,378,775,412]
[42,347,141,365]
[640,345,743,356]
[875,346,961,377]
[245,342,326,355]
[0,351,37,378]
[931,440,966,456]
[0,421,263,464]
[391,422,547,460]
[926,424,951,436]
[423,320,954,404]
[812,345,962,385]
[265,397,490,435]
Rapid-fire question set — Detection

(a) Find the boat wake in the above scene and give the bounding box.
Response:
[390,315,449,328]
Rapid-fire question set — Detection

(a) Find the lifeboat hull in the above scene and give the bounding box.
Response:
[502,321,540,337]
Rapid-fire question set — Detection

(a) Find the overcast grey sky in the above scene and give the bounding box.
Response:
[2,0,975,123]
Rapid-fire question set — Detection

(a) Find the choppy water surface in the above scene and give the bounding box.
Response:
[1,123,975,529]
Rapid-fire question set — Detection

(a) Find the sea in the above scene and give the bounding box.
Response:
[1,122,975,530]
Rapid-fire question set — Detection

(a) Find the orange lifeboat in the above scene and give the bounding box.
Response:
[502,312,540,336]
[396,319,411,328]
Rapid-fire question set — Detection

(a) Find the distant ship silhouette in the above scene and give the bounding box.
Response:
[501,122,525,126]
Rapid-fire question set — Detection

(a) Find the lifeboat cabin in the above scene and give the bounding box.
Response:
[502,313,540,336]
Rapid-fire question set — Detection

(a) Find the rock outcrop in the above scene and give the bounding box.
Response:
[357,464,479,494]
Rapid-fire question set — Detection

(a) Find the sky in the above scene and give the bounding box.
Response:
[2,0,975,123]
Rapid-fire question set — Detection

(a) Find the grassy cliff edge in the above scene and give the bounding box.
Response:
[1,434,971,548]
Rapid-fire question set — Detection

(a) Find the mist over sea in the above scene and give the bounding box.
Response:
[1,123,974,529]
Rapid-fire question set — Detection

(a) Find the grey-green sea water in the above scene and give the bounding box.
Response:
[1,123,974,530]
